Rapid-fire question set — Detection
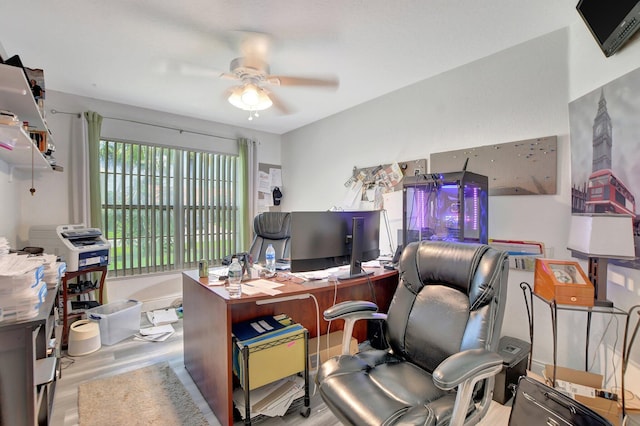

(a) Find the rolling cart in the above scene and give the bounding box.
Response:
[233,325,310,424]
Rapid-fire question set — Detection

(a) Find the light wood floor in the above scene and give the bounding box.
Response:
[51,315,511,425]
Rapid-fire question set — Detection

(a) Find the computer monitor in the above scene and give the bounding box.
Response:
[290,210,381,278]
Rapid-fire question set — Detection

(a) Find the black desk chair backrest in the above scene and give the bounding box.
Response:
[388,240,505,371]
[316,240,509,426]
[248,212,291,264]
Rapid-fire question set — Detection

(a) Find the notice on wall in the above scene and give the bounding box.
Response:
[258,163,282,212]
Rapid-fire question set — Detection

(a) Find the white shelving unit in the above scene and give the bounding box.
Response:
[0,62,54,172]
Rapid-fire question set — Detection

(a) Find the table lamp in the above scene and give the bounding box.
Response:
[567,213,636,307]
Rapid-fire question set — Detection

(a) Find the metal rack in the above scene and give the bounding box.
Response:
[521,282,631,416]
[233,328,310,425]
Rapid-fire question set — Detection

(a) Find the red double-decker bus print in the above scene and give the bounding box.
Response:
[586,169,636,219]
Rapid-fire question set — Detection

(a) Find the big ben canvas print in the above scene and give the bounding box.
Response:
[568,66,640,269]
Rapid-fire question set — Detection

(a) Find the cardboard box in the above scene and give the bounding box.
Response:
[535,365,622,426]
[308,330,358,370]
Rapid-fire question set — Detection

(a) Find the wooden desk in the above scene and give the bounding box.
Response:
[182,268,399,426]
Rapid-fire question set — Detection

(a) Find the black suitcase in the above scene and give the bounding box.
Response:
[509,376,613,426]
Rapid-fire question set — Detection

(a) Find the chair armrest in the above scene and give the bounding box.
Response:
[323,300,388,355]
[433,349,503,426]
[432,349,503,390]
[323,300,378,320]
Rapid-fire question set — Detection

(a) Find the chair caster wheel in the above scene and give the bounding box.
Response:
[300,407,311,418]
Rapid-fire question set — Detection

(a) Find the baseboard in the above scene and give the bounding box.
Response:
[139,294,182,312]
[529,359,546,376]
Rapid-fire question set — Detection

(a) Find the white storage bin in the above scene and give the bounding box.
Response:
[87,300,142,345]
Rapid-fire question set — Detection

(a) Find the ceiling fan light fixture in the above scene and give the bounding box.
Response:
[228,84,272,112]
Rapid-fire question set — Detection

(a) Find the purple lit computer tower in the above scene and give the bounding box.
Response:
[402,171,488,246]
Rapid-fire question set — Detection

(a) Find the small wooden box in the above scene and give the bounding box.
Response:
[534,259,594,306]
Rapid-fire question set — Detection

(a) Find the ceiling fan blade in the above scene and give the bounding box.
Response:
[266,75,339,89]
[264,90,293,115]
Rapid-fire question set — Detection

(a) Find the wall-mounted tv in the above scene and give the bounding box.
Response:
[576,0,640,57]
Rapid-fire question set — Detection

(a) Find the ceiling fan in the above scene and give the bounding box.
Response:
[218,32,339,119]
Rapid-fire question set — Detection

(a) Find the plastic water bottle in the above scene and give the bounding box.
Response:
[265,244,276,277]
[227,257,243,298]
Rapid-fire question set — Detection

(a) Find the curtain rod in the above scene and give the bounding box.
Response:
[50,109,236,141]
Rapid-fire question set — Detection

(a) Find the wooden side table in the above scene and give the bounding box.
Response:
[60,266,108,347]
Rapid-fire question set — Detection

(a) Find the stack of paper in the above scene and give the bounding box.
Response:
[135,324,175,342]
[240,279,283,296]
[233,375,305,419]
[146,308,179,326]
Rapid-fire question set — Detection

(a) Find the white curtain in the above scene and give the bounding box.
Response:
[248,140,258,232]
[239,139,258,247]
[69,114,90,226]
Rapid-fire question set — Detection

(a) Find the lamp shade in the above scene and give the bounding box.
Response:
[567,213,635,259]
[227,84,273,111]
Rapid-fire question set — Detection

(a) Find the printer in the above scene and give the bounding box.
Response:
[29,224,110,272]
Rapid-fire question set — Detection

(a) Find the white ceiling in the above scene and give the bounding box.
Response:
[0,1,578,135]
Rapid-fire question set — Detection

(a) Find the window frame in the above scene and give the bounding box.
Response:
[99,138,240,277]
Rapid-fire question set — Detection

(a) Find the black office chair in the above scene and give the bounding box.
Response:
[248,212,291,264]
[315,240,509,426]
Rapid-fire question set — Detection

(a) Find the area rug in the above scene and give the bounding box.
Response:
[77,362,209,426]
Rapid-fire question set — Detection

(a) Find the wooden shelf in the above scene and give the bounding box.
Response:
[0,63,55,171]
[60,266,108,347]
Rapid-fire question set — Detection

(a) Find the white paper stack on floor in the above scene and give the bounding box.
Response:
[135,324,175,342]
[233,375,305,419]
[146,308,179,325]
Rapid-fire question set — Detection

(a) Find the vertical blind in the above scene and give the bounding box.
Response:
[100,139,239,277]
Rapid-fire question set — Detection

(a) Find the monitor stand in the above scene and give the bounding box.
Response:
[337,217,373,281]
[337,268,374,281]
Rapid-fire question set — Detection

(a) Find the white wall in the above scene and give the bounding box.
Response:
[0,161,21,247]
[282,26,640,395]
[282,27,570,346]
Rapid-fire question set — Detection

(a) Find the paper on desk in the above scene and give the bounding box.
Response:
[250,279,284,289]
[297,266,344,281]
[242,282,282,296]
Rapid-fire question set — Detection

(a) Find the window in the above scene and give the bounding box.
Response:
[99,139,240,277]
